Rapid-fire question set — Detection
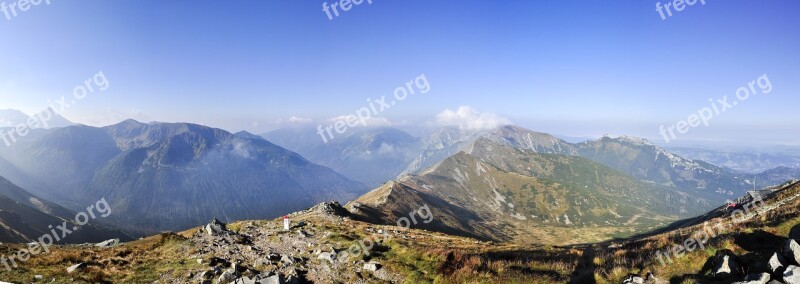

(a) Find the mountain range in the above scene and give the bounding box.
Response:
[0,119,367,235]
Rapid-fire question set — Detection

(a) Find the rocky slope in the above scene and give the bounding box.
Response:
[0,176,131,244]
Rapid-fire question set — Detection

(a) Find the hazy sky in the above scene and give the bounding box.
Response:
[1,0,798,145]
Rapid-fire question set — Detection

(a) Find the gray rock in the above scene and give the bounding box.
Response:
[771,252,788,275]
[205,218,229,236]
[256,275,283,284]
[363,262,381,272]
[786,265,800,284]
[217,269,237,283]
[280,255,295,265]
[622,274,645,284]
[787,240,800,265]
[733,273,771,284]
[66,263,86,273]
[234,277,256,284]
[33,275,43,280]
[95,238,120,248]
[645,273,667,284]
[713,254,742,279]
[373,268,393,281]
[317,252,335,264]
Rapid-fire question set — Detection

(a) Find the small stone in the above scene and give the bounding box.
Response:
[66,263,87,274]
[363,262,381,272]
[280,255,295,265]
[645,272,667,284]
[318,252,336,264]
[34,275,43,280]
[622,274,644,284]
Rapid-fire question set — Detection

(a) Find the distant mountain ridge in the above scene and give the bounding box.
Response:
[0,108,73,129]
[349,134,711,244]
[0,120,367,235]
[267,124,796,202]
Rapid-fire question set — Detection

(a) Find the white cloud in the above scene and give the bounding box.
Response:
[435,106,510,131]
[288,116,312,123]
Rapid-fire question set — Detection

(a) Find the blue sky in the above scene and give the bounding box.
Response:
[0,0,798,145]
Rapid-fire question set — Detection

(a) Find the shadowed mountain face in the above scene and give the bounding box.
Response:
[0,120,367,235]
[0,176,131,243]
[349,137,711,245]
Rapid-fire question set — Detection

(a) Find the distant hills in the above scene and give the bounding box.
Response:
[268,124,797,204]
[668,146,800,174]
[0,108,74,129]
[0,120,367,235]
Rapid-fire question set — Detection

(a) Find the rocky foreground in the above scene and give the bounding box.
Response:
[623,224,800,284]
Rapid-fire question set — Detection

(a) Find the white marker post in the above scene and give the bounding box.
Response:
[283,216,290,231]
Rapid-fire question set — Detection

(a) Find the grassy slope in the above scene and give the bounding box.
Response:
[2,182,797,283]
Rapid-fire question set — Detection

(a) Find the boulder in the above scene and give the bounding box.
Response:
[66,263,87,274]
[363,262,381,272]
[217,269,237,283]
[317,252,336,264]
[257,275,283,284]
[786,265,800,284]
[771,252,788,275]
[786,240,800,265]
[713,252,743,279]
[622,274,644,284]
[205,218,229,236]
[733,273,771,284]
